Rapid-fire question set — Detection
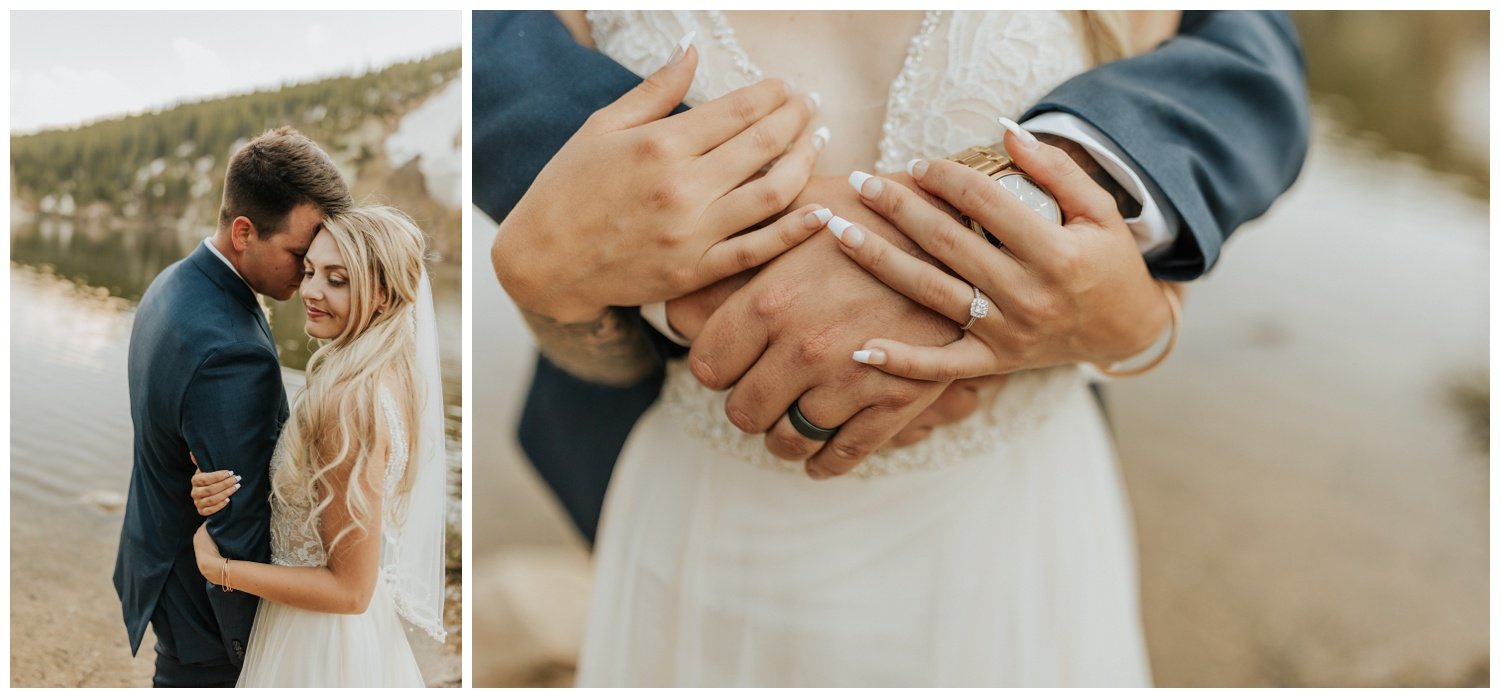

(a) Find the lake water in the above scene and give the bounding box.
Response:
[8,227,463,686]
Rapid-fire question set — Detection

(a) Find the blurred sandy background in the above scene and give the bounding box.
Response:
[472,10,1490,687]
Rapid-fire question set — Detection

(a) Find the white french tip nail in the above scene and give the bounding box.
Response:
[812,207,833,226]
[848,170,880,198]
[852,349,886,365]
[906,159,921,176]
[849,170,882,198]
[827,216,863,246]
[996,116,1039,150]
[812,125,831,150]
[848,170,871,191]
[808,92,822,110]
[665,30,696,66]
[827,215,854,241]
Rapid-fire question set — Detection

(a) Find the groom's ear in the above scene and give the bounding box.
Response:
[230,216,257,252]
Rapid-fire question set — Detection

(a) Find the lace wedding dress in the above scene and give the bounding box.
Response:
[236,387,429,687]
[578,10,1151,687]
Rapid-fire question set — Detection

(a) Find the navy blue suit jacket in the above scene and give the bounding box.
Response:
[475,10,1309,542]
[114,242,286,667]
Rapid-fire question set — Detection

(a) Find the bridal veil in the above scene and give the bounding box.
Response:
[384,270,448,642]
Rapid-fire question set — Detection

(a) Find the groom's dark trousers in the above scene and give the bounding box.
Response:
[114,242,286,686]
[474,11,1310,543]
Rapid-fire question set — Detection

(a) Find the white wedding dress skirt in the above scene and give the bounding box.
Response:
[236,575,422,687]
[577,10,1151,687]
[578,363,1150,687]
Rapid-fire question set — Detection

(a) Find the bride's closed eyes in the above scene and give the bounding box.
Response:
[300,232,352,339]
[302,265,347,287]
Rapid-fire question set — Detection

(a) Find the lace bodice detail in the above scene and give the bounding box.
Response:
[588,11,1090,171]
[590,11,1094,475]
[269,386,407,567]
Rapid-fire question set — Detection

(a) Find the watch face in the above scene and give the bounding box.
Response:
[996,173,1061,225]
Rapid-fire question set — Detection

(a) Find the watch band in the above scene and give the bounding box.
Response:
[945,145,1014,176]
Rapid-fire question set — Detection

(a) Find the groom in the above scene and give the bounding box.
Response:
[113,127,350,687]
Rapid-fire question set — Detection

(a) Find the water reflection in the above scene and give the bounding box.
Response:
[10,221,464,509]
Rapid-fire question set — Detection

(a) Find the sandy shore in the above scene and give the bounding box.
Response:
[470,131,1489,687]
[9,498,461,688]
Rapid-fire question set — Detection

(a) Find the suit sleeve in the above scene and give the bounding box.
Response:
[180,341,282,665]
[1023,10,1311,281]
[473,10,688,225]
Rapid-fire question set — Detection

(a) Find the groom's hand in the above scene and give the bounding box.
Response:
[687,173,962,478]
[668,277,995,451]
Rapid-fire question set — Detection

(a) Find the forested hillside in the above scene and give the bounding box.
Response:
[11,49,460,249]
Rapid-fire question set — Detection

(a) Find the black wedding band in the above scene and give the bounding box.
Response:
[788,400,840,441]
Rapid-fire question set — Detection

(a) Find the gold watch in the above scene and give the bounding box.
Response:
[945,144,1061,246]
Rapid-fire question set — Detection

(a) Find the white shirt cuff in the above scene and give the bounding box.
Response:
[1021,112,1180,257]
[640,301,692,347]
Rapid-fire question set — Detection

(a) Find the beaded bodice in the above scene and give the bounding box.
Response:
[588,10,1091,172]
[269,386,408,567]
[589,11,1093,475]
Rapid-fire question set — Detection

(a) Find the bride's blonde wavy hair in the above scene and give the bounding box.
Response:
[1074,11,1137,65]
[273,205,428,555]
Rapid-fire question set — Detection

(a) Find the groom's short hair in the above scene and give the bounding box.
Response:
[218,127,351,237]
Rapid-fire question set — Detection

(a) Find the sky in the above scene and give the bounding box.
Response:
[10,11,461,133]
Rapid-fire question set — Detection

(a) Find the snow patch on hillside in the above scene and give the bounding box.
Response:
[385,79,461,209]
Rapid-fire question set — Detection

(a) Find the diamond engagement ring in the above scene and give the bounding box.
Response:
[961,287,990,331]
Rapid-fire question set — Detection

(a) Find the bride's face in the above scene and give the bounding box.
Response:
[300,232,351,339]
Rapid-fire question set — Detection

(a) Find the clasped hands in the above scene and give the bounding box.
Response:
[495,47,1169,479]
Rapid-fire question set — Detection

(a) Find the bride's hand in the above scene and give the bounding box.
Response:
[493,40,828,323]
[193,522,225,584]
[188,453,240,516]
[833,124,1172,380]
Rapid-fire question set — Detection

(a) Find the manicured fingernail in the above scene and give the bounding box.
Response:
[827,215,852,240]
[826,216,864,247]
[997,117,1039,150]
[234,474,242,482]
[233,483,241,490]
[666,30,696,66]
[852,348,887,365]
[906,158,928,178]
[811,126,831,151]
[804,207,833,228]
[227,471,235,476]
[848,171,882,198]
[807,92,822,111]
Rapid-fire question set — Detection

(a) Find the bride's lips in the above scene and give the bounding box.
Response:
[305,305,328,320]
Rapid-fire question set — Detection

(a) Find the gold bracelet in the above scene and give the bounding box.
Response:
[1096,282,1181,378]
[220,558,232,593]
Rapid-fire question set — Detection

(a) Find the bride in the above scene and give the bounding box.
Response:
[187,206,448,687]
[497,10,1175,686]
